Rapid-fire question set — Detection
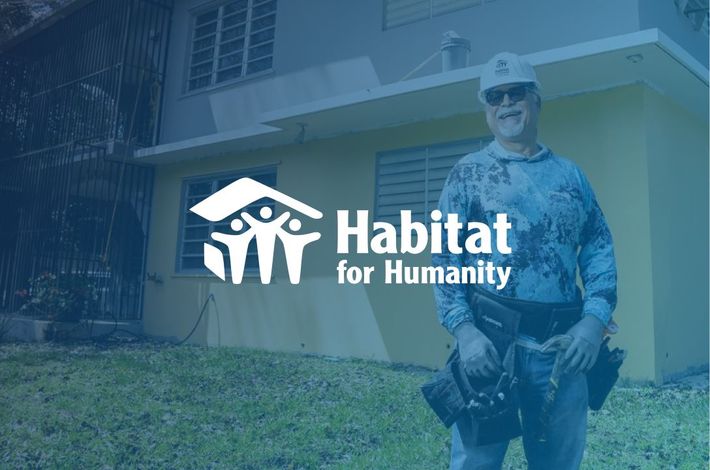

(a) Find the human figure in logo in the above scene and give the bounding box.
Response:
[241,206,290,283]
[275,218,321,283]
[210,217,256,284]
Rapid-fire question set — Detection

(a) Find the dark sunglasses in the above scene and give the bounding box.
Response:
[484,84,534,106]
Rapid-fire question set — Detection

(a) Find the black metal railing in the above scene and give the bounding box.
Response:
[0,0,172,320]
[0,142,154,320]
[1,0,172,156]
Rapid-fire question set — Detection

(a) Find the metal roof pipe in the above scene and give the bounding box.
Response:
[441,31,471,72]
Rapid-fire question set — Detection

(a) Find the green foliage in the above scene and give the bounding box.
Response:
[0,1,32,42]
[17,272,98,322]
[0,342,706,469]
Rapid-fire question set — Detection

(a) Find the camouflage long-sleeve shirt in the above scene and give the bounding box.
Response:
[433,139,617,335]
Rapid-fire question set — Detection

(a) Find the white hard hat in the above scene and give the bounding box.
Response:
[478,52,540,103]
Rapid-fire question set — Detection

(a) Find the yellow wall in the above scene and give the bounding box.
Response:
[143,83,704,382]
[539,85,656,382]
[643,87,709,383]
[144,113,487,365]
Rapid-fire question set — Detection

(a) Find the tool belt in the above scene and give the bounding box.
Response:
[469,286,625,410]
[422,286,526,446]
[420,348,522,446]
[468,286,583,344]
[422,287,626,442]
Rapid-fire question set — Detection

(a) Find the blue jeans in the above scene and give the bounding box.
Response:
[450,344,588,470]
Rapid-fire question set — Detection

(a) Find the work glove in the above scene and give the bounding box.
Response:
[454,321,503,379]
[562,315,606,375]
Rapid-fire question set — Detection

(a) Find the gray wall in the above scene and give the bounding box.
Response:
[158,0,706,145]
[638,0,709,69]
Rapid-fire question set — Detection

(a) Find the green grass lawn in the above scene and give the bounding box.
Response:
[0,340,707,469]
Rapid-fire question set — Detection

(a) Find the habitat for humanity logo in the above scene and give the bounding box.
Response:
[189,177,323,284]
[189,178,514,289]
[495,59,509,76]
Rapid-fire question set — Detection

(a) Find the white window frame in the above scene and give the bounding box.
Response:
[186,0,277,93]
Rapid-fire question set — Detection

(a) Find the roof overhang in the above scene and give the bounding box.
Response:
[136,28,709,164]
[0,0,94,53]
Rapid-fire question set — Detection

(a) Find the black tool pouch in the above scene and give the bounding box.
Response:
[471,291,521,363]
[420,348,523,445]
[420,358,469,428]
[422,288,540,445]
[474,403,522,445]
[587,341,626,410]
[465,292,523,445]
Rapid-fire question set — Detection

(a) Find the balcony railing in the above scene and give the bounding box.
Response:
[0,0,172,320]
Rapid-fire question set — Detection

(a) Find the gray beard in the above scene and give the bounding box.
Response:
[497,120,525,139]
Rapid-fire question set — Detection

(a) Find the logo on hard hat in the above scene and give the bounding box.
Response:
[495,59,509,76]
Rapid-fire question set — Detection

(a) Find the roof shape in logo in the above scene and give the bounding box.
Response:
[189,177,323,222]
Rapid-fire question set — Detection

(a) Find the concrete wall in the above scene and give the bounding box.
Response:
[144,112,485,366]
[143,83,669,381]
[539,85,656,382]
[643,87,709,383]
[159,0,643,143]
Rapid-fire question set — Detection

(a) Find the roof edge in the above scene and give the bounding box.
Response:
[259,29,684,125]
[0,0,93,53]
[655,29,709,85]
[139,28,708,163]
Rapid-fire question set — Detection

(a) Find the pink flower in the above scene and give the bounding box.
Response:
[14,289,28,298]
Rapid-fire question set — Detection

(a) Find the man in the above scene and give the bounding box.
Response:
[433,52,617,469]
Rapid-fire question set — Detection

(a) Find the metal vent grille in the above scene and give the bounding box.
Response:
[375,137,491,226]
[383,0,483,30]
